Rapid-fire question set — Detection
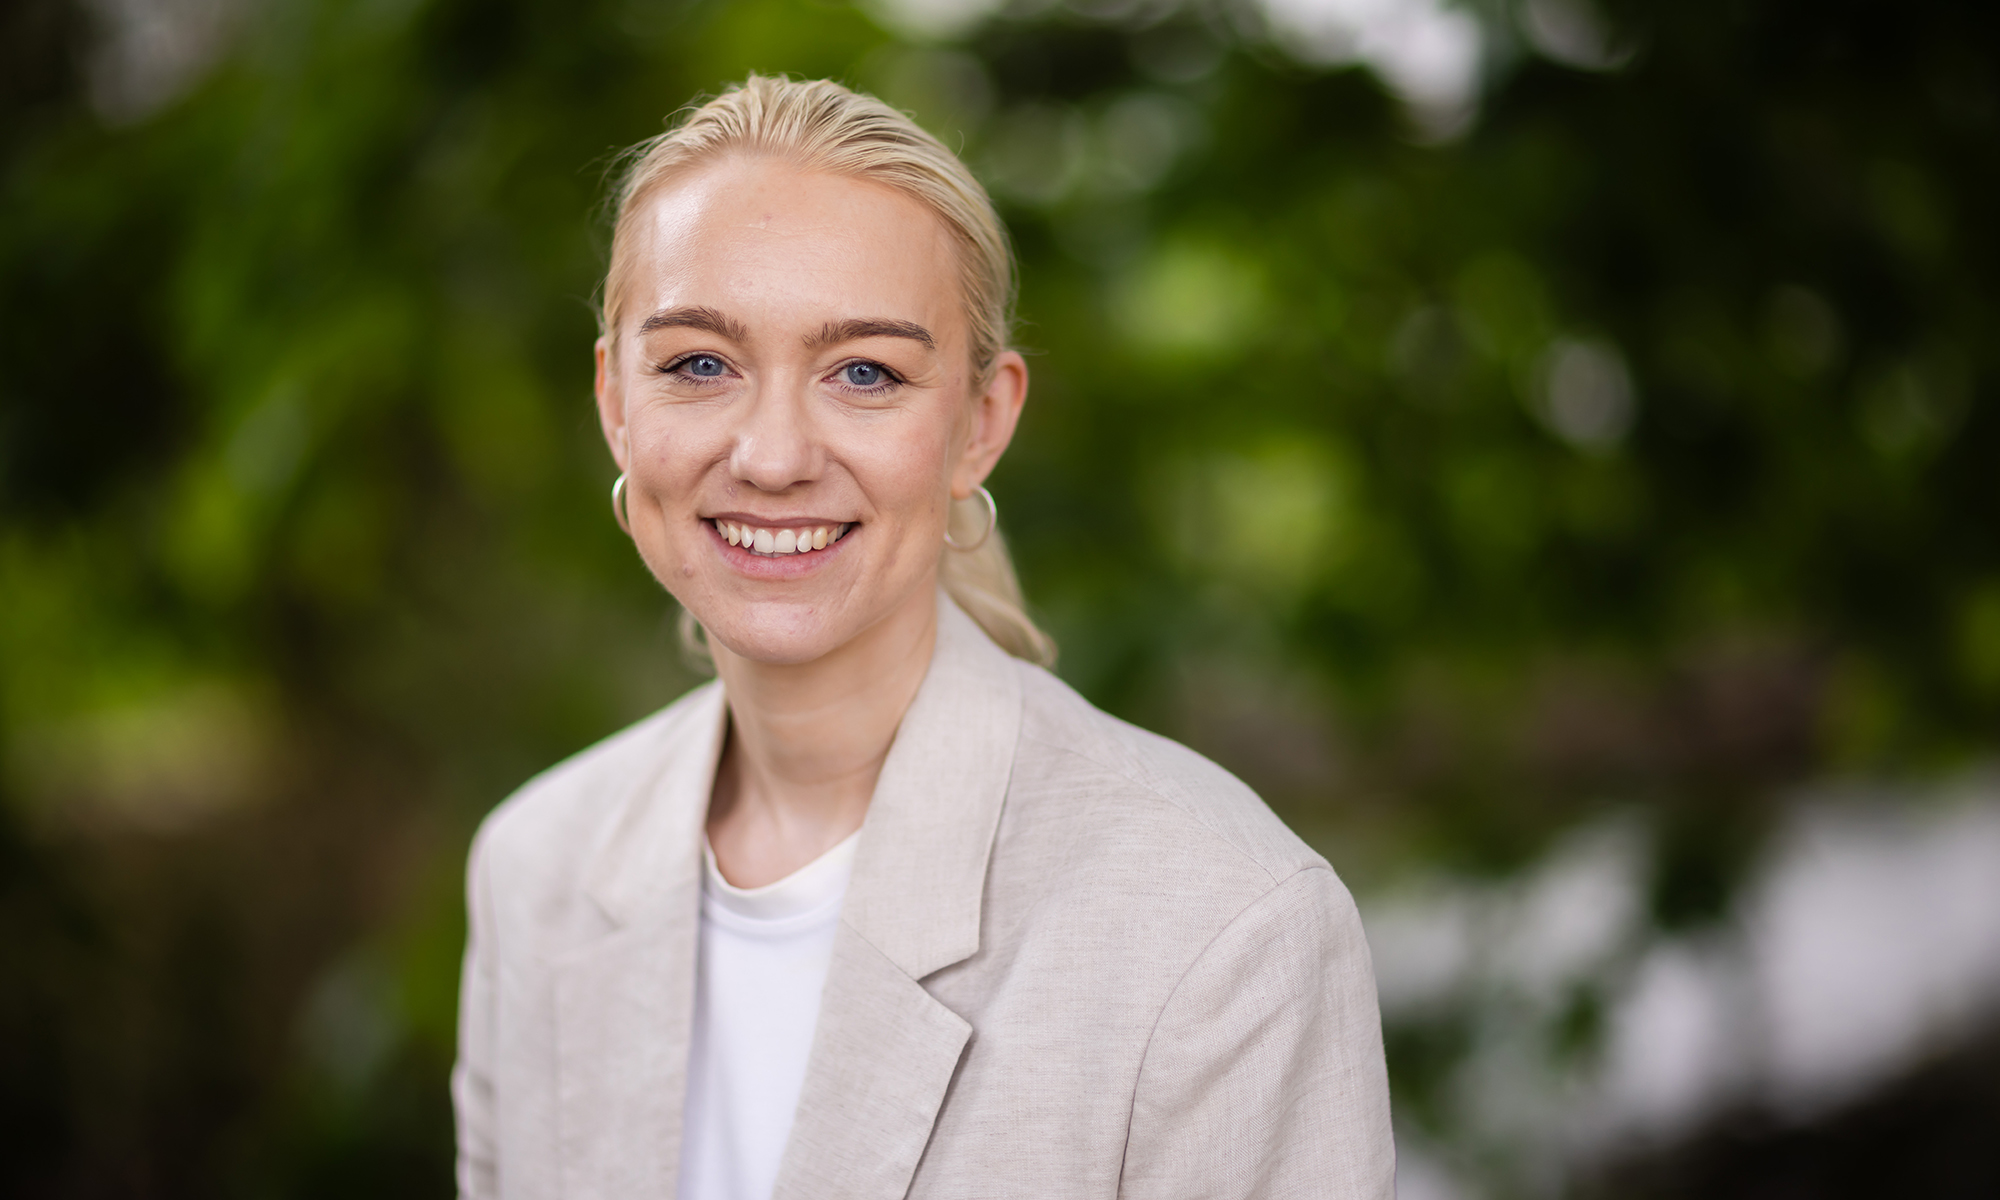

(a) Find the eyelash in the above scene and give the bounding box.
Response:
[830,358,904,396]
[654,354,905,396]
[657,352,731,382]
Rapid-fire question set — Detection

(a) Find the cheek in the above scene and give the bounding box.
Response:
[625,406,723,490]
[851,420,959,522]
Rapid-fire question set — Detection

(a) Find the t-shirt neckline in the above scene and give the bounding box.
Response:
[701,828,860,923]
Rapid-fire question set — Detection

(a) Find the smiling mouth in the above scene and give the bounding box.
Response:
[711,519,854,558]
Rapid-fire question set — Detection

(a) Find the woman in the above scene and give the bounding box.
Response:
[453,76,1394,1200]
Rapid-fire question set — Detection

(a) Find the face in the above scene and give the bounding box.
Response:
[595,155,1027,666]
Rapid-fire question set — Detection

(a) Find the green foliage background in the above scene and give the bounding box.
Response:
[2,0,1995,1192]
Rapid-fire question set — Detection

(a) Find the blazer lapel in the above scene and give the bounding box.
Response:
[772,594,1025,1200]
[554,683,727,1200]
[770,927,973,1198]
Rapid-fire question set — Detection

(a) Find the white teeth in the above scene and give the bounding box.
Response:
[721,520,852,557]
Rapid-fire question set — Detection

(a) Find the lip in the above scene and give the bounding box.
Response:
[703,517,856,579]
[705,512,852,528]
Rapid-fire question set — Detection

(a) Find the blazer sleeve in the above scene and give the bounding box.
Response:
[1119,866,1396,1200]
[451,825,499,1200]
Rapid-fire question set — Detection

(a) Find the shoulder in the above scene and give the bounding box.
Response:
[470,680,721,889]
[966,661,1366,1019]
[1005,660,1330,893]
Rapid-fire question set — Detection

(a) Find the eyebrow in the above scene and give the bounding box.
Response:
[805,317,936,351]
[636,305,751,342]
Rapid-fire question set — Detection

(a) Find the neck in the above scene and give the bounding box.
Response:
[705,578,940,887]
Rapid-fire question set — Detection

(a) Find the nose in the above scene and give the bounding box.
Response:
[726,377,823,493]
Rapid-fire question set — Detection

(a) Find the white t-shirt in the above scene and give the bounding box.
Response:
[677,831,858,1200]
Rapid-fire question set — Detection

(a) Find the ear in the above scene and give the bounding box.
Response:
[594,335,629,471]
[950,350,1028,499]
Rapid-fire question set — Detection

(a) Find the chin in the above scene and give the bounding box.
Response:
[699,599,858,667]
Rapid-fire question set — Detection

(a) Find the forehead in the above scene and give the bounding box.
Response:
[619,156,963,345]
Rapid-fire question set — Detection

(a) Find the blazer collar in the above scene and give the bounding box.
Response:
[558,681,724,1199]
[582,679,728,929]
[841,591,1025,980]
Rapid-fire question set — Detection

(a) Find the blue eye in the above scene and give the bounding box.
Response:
[685,354,726,378]
[843,362,886,388]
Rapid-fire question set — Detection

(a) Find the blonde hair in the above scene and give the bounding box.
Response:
[604,75,1055,667]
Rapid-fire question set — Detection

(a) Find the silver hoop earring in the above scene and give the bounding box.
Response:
[944,485,997,552]
[611,473,632,534]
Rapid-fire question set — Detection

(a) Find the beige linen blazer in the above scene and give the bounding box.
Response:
[454,594,1395,1199]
